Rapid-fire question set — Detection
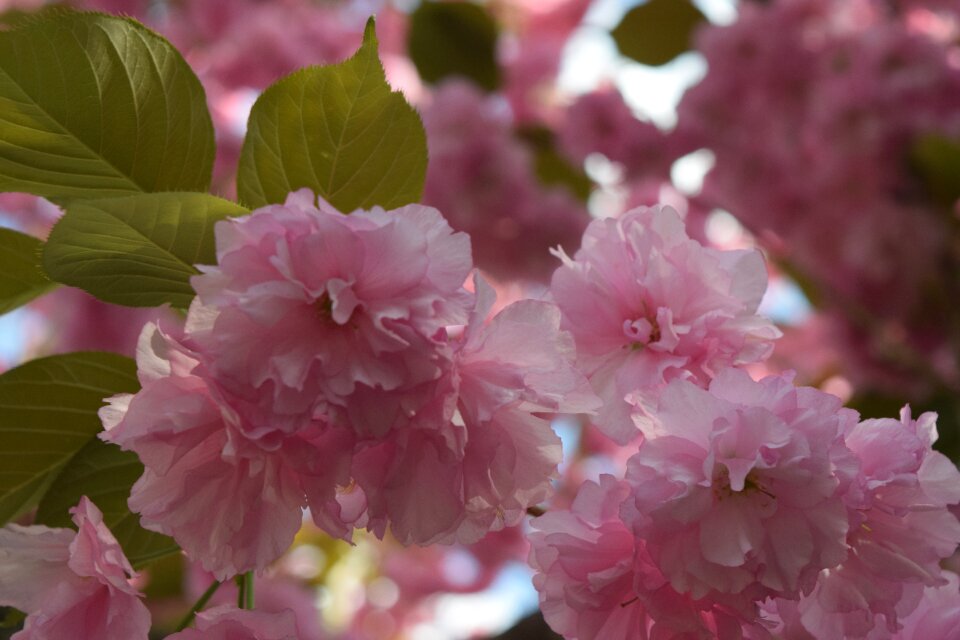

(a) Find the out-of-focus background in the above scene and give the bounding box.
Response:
[1,0,958,638]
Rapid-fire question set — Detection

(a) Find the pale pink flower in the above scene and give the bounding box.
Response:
[528,475,765,640]
[456,275,596,425]
[529,475,647,639]
[622,369,858,602]
[893,571,960,640]
[0,497,150,640]
[189,189,472,439]
[351,276,595,546]
[352,427,466,546]
[103,195,594,558]
[551,205,780,443]
[166,606,301,640]
[100,321,319,579]
[453,276,597,541]
[794,407,960,638]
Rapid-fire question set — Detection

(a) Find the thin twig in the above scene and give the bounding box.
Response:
[174,579,222,632]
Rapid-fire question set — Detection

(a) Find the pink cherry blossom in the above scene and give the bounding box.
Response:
[166,606,301,640]
[188,189,472,439]
[103,212,592,562]
[100,321,319,579]
[622,369,858,603]
[499,0,592,124]
[0,497,150,640]
[529,475,648,639]
[352,276,595,546]
[162,0,360,91]
[558,89,673,182]
[793,407,960,638]
[893,571,960,640]
[528,475,767,640]
[35,287,173,357]
[421,80,589,283]
[551,205,780,443]
[674,0,960,397]
[452,276,597,541]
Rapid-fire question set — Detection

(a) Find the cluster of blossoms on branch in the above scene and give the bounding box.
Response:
[527,208,960,638]
[99,189,596,578]
[4,195,960,639]
[0,188,595,637]
[1,0,960,638]
[673,0,960,397]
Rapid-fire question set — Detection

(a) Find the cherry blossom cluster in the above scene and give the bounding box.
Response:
[528,206,960,638]
[98,189,596,581]
[673,0,960,395]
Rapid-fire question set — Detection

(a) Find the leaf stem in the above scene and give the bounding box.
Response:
[237,571,254,610]
[174,579,221,631]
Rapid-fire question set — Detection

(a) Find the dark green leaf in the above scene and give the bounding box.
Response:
[0,227,57,315]
[0,352,138,524]
[237,18,428,212]
[408,1,501,91]
[43,192,248,308]
[0,608,25,629]
[911,134,960,208]
[0,10,215,201]
[516,125,592,201]
[612,0,706,66]
[35,438,179,569]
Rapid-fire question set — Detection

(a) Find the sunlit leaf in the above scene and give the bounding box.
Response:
[43,192,247,308]
[0,11,215,201]
[237,18,427,212]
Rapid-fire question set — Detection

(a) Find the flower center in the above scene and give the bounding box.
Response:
[314,293,335,322]
[314,291,359,326]
[712,467,775,501]
[624,316,660,350]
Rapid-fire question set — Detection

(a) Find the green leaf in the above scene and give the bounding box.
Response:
[237,18,428,212]
[516,125,592,202]
[0,10,215,201]
[911,134,960,208]
[43,192,248,308]
[408,1,501,91]
[612,0,706,66]
[0,3,70,28]
[0,352,138,525]
[35,438,179,569]
[0,227,57,315]
[0,607,25,629]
